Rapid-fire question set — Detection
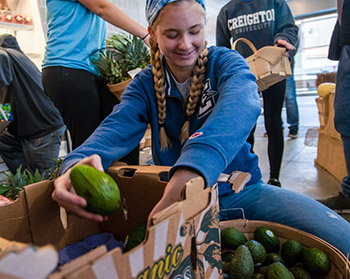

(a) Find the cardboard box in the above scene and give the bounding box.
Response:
[0,165,222,279]
[315,92,347,182]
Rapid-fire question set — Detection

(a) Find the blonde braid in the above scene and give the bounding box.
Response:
[181,46,209,144]
[150,37,171,150]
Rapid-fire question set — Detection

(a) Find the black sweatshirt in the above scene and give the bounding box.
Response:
[0,35,64,139]
[216,0,299,58]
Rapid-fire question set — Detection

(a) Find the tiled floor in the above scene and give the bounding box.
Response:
[254,93,349,221]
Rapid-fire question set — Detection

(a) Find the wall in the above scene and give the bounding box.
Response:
[288,0,337,17]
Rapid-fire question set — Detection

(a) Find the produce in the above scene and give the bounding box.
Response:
[220,226,331,279]
[254,226,280,253]
[124,220,147,252]
[245,240,267,265]
[265,252,285,266]
[70,165,121,215]
[302,247,330,276]
[221,227,248,250]
[281,239,303,267]
[225,245,254,279]
[266,262,294,279]
[289,265,312,279]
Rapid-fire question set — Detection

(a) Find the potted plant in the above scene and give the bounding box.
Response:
[92,33,150,101]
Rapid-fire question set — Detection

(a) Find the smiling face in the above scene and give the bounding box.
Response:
[149,1,206,81]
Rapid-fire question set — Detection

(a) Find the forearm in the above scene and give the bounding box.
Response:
[147,168,202,226]
[79,0,148,39]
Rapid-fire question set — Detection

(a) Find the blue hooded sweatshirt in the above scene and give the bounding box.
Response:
[59,46,262,196]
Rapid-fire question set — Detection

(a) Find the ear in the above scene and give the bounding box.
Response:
[148,26,157,43]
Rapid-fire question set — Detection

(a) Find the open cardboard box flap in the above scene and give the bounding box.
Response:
[0,165,226,278]
[0,190,31,244]
[50,172,221,279]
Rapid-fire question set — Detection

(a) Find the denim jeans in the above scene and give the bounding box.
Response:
[285,72,299,131]
[219,181,350,257]
[0,126,66,178]
[334,45,350,197]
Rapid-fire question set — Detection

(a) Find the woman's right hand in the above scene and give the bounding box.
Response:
[51,154,108,222]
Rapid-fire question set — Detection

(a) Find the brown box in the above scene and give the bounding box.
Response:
[0,165,222,279]
[315,91,347,182]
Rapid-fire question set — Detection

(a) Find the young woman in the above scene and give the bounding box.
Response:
[216,0,299,187]
[52,0,350,256]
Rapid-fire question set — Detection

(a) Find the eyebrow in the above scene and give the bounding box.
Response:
[163,23,203,33]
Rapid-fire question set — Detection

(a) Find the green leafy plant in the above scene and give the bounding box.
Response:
[92,33,150,85]
[0,166,44,200]
[0,159,63,201]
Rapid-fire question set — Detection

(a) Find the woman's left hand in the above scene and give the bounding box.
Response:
[274,39,296,50]
[147,168,202,227]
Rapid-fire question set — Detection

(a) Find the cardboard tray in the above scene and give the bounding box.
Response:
[220,219,350,279]
[0,165,223,279]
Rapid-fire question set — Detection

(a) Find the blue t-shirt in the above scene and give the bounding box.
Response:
[42,0,106,75]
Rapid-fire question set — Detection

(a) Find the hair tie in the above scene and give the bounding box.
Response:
[142,33,149,41]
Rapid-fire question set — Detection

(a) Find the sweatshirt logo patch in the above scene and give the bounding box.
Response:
[189,132,203,139]
[198,79,217,119]
[227,9,275,35]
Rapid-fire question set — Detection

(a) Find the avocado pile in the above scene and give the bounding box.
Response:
[221,226,331,279]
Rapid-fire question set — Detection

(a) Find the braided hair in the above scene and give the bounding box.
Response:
[150,37,208,150]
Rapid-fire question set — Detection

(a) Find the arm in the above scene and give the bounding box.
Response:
[216,9,232,48]
[147,168,201,226]
[53,76,151,221]
[0,51,13,88]
[273,0,299,54]
[78,0,149,45]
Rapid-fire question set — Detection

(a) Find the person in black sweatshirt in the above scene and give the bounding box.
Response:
[216,0,299,187]
[0,34,66,178]
[318,0,350,213]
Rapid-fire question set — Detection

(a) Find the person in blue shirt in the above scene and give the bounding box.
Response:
[42,0,150,164]
[52,0,350,257]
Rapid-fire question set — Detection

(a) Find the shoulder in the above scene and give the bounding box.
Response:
[0,49,11,64]
[208,46,246,65]
[218,0,238,15]
[220,0,238,11]
[122,65,154,97]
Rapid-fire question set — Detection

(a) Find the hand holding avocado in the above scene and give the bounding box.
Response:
[52,154,111,222]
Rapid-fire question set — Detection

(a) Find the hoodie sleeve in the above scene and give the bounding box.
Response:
[273,0,299,56]
[58,75,151,175]
[216,8,232,48]
[170,48,261,187]
[0,50,13,88]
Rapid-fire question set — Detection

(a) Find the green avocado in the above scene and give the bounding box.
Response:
[281,240,303,267]
[289,265,312,279]
[266,262,294,279]
[70,164,121,215]
[245,240,267,265]
[226,245,254,279]
[221,227,248,250]
[302,247,330,276]
[124,220,147,252]
[265,253,285,266]
[254,227,280,253]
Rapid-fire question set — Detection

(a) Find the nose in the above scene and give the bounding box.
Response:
[178,34,191,50]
